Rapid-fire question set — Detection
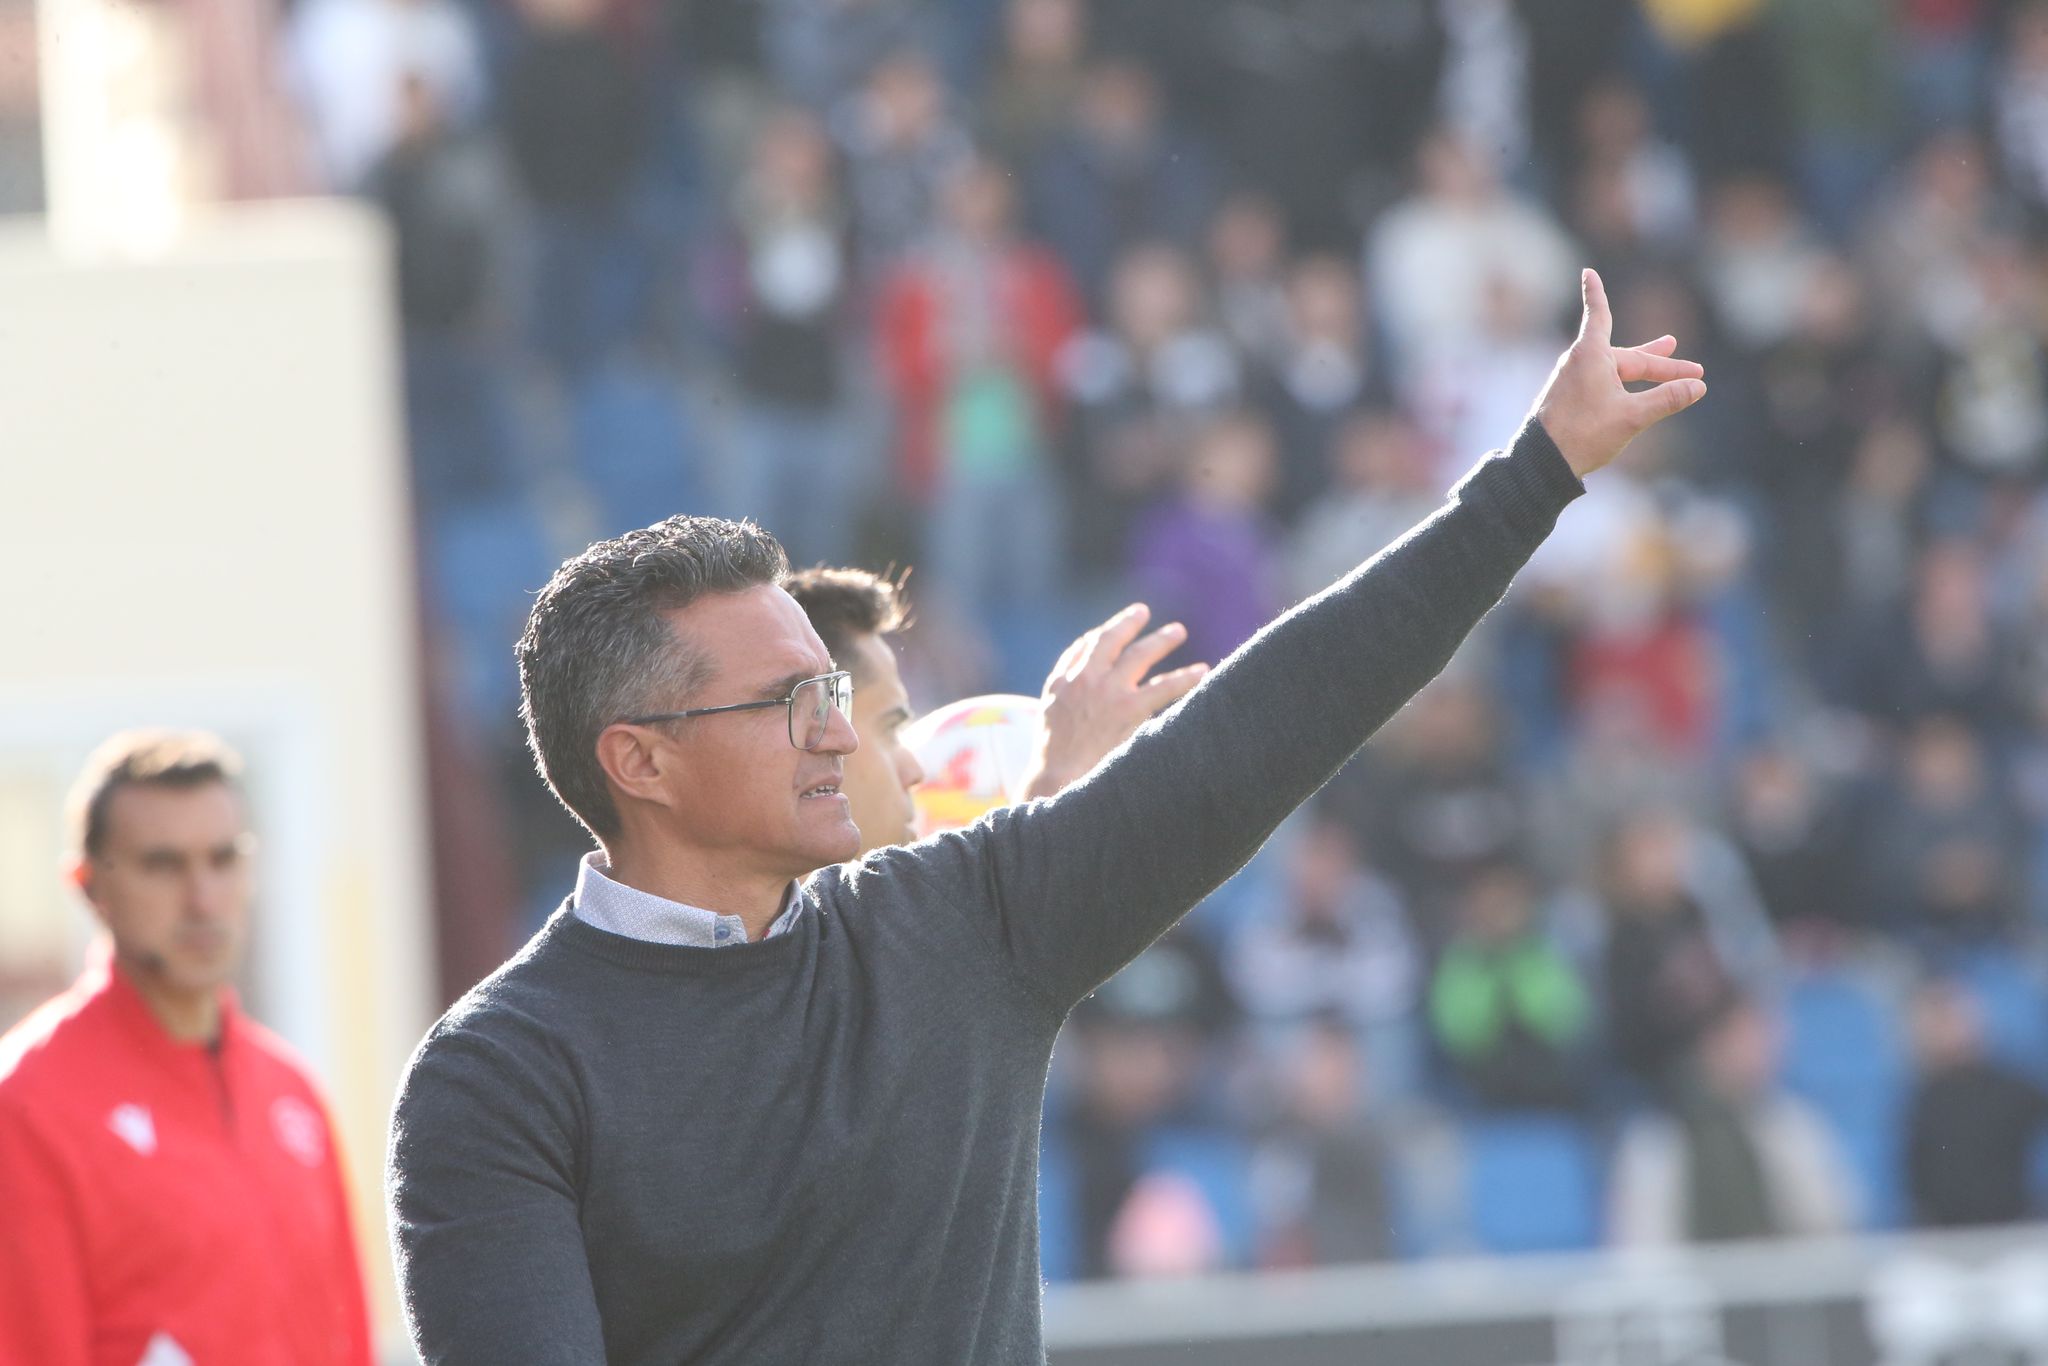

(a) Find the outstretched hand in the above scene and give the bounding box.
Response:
[1532,268,1707,479]
[1021,603,1208,801]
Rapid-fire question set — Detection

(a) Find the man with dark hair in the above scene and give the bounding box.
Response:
[390,270,1705,1363]
[780,566,927,851]
[0,731,373,1366]
[782,564,1208,851]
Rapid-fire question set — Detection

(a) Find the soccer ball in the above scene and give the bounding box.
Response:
[901,693,1043,836]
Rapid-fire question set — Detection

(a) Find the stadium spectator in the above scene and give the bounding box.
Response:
[760,0,936,116]
[1833,417,1934,631]
[1725,742,1860,943]
[1859,131,2004,348]
[1205,190,1293,372]
[1366,127,1577,388]
[1336,676,1530,935]
[875,154,1084,618]
[1863,715,2026,952]
[712,106,867,566]
[370,72,522,340]
[1437,0,1534,177]
[1515,0,1634,187]
[1770,0,1897,239]
[1696,175,1830,356]
[1247,1014,1398,1267]
[1408,273,1570,498]
[1924,229,2048,483]
[1635,0,1790,184]
[1905,978,2048,1227]
[1897,0,1995,136]
[836,48,970,274]
[1058,241,1241,572]
[1843,543,2018,732]
[501,0,654,375]
[1252,254,1383,524]
[1427,857,1593,1112]
[1993,1,2048,220]
[979,0,1089,167]
[0,733,372,1364]
[1029,59,1218,306]
[1162,1,1433,252]
[1600,809,1743,1092]
[284,0,485,191]
[1610,994,1859,1244]
[1127,409,1284,672]
[1285,408,1443,603]
[1055,928,1247,1279]
[1228,814,1422,1095]
[1746,255,1886,638]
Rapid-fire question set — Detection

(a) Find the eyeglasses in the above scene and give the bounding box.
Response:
[622,671,854,752]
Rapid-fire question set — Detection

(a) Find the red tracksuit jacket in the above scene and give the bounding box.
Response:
[0,951,372,1366]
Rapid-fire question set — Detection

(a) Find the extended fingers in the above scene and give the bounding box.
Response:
[1137,662,1208,712]
[1579,268,1613,346]
[1073,603,1151,675]
[1114,620,1189,683]
[1616,346,1705,384]
[1627,377,1709,426]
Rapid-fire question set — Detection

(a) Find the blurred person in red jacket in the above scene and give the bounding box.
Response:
[0,732,373,1366]
[877,153,1084,621]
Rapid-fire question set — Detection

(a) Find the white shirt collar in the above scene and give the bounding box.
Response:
[570,853,803,948]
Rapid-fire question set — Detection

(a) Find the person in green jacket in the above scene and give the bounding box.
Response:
[1429,857,1593,1110]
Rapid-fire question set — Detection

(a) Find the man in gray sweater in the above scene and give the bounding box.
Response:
[388,271,1703,1363]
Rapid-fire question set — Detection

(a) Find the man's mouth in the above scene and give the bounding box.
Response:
[800,783,844,799]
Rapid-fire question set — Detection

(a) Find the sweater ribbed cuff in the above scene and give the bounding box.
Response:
[1463,418,1586,541]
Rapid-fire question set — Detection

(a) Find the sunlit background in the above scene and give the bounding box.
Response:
[6,0,2048,1361]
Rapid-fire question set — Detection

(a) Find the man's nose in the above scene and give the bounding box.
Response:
[899,746,925,790]
[820,705,859,756]
[185,866,233,918]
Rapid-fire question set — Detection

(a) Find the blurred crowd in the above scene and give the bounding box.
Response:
[124,0,2048,1277]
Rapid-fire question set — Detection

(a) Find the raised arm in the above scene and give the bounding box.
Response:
[388,1025,608,1365]
[936,270,1705,1011]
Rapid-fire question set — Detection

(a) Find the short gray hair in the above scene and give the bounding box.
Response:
[517,515,789,838]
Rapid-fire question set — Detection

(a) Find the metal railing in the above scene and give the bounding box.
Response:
[1045,1224,2048,1366]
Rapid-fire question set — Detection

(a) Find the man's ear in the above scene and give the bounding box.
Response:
[594,723,681,814]
[68,857,109,926]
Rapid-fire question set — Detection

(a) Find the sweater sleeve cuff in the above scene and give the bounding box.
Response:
[1455,418,1586,541]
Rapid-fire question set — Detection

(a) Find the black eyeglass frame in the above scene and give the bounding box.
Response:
[620,671,854,751]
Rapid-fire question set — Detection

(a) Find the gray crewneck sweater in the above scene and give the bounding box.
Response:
[387,424,1584,1365]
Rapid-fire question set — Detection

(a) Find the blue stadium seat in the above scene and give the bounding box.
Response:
[405,339,523,517]
[425,497,556,720]
[1460,1115,1602,1254]
[1950,951,2048,1084]
[569,358,702,536]
[1781,967,1907,1228]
